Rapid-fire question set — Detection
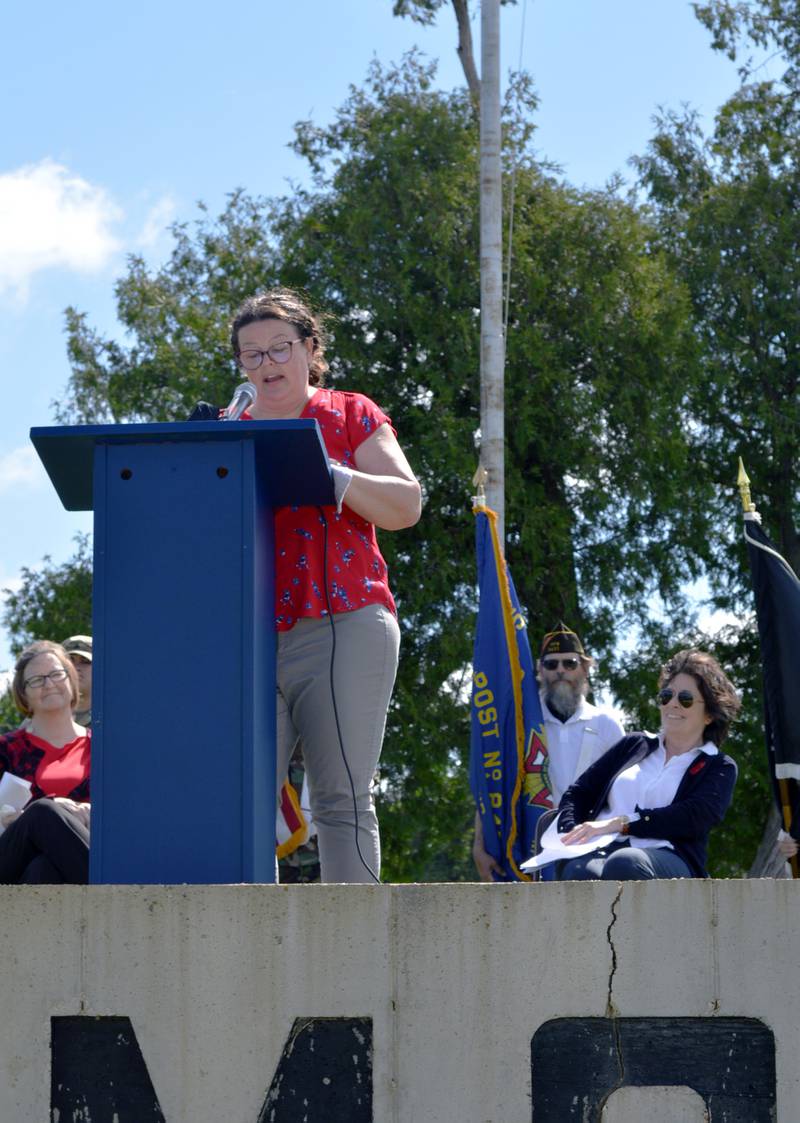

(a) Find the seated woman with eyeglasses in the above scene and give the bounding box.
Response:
[554,649,740,881]
[0,641,90,884]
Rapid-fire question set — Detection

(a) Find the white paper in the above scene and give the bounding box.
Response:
[0,773,32,837]
[520,816,619,871]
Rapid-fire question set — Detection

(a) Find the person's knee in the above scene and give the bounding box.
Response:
[309,785,375,819]
[600,848,654,881]
[313,800,377,831]
[559,858,594,881]
[20,799,59,829]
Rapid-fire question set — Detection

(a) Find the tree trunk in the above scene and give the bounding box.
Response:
[451,0,480,102]
[748,802,790,878]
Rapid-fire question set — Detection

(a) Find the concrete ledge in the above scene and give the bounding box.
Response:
[1,880,795,1121]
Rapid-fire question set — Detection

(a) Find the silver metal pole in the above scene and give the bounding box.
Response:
[480,0,505,542]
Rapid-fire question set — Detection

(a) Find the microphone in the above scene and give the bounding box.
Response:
[222,382,256,421]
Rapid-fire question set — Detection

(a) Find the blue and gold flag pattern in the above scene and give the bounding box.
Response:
[469,503,552,880]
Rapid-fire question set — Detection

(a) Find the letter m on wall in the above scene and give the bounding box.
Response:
[51,1015,373,1121]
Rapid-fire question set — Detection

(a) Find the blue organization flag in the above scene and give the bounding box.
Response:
[469,503,553,881]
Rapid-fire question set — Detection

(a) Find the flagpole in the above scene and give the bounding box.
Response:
[479,0,505,543]
[469,462,549,881]
[739,457,799,879]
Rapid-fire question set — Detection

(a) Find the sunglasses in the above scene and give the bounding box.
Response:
[657,688,702,709]
[542,657,580,671]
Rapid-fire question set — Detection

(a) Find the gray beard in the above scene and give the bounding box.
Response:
[545,679,585,721]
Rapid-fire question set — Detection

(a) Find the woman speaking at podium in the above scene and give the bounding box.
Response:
[229,289,421,883]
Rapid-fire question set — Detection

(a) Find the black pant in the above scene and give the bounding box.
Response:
[0,799,89,884]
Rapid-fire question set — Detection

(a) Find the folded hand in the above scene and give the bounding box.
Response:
[0,805,21,829]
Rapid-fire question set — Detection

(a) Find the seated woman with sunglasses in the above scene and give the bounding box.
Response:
[554,650,740,881]
[0,641,90,884]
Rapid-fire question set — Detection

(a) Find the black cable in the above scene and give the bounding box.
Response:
[319,507,381,884]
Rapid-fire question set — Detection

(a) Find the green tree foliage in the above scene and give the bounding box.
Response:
[634,97,800,582]
[694,0,800,87]
[53,56,741,879]
[0,535,93,733]
[638,0,800,580]
[0,689,19,734]
[58,196,283,424]
[2,535,93,655]
[623,0,800,872]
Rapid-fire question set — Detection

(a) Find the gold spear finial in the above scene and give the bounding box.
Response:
[472,464,488,507]
[737,457,756,514]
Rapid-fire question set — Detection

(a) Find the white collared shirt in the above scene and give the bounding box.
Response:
[543,696,625,805]
[603,734,718,850]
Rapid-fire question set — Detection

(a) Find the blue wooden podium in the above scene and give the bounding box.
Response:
[30,421,333,884]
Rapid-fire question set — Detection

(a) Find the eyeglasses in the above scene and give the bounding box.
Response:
[657,688,702,709]
[237,339,304,370]
[542,657,580,671]
[24,668,69,689]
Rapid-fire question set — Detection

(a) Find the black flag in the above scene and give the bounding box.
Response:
[743,512,800,844]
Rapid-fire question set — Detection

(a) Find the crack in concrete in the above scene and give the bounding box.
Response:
[597,885,625,1120]
[604,884,623,1018]
[78,895,87,1014]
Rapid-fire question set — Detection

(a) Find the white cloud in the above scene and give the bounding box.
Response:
[0,159,122,301]
[0,446,44,493]
[136,195,176,249]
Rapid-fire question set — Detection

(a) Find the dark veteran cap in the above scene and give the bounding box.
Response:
[540,622,585,658]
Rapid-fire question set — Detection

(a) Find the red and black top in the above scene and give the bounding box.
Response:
[0,729,91,803]
[244,388,398,631]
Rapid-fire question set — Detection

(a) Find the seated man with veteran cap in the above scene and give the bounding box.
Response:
[62,636,92,727]
[473,622,624,881]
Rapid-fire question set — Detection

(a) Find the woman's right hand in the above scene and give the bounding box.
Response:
[54,797,91,829]
[0,805,21,829]
[560,817,623,846]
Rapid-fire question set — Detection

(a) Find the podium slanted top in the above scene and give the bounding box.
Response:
[30,420,334,511]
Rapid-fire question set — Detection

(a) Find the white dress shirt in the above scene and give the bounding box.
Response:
[543,696,625,805]
[603,735,718,850]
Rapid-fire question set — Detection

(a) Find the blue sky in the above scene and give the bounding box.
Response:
[0,0,752,671]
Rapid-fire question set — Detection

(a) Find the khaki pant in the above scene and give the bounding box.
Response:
[276,603,400,883]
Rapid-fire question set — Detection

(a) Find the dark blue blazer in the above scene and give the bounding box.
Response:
[557,733,738,878]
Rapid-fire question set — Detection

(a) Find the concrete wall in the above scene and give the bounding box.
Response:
[1,880,795,1121]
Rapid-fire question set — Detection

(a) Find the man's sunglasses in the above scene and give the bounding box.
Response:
[542,657,580,671]
[657,688,702,709]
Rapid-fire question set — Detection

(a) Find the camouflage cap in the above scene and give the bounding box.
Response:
[62,635,93,661]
